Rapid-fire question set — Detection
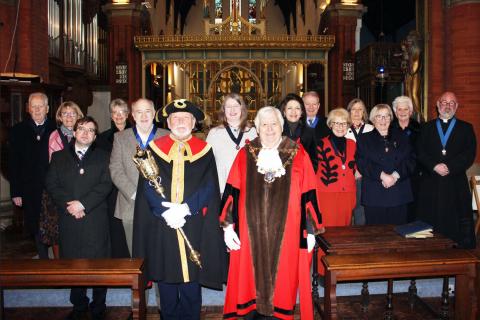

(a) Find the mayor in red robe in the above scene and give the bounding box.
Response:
[220,106,323,319]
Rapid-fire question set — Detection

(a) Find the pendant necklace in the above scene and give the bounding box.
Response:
[436,118,456,157]
[225,126,244,150]
[329,136,347,170]
[248,143,298,184]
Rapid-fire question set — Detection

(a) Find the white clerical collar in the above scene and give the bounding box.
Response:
[34,119,46,126]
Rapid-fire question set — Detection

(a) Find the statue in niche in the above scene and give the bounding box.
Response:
[402,30,423,121]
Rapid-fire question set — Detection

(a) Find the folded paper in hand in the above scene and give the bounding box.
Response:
[394,220,433,239]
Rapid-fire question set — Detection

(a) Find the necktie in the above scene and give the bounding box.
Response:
[77,150,84,160]
[308,119,314,127]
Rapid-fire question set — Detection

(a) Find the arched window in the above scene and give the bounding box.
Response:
[215,0,223,24]
[249,0,256,23]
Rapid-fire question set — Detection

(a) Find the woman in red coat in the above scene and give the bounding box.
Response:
[316,108,357,226]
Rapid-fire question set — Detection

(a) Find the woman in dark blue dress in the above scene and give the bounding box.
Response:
[355,104,416,225]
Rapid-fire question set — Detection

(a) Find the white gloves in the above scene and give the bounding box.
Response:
[307,234,316,253]
[161,202,191,229]
[223,224,241,251]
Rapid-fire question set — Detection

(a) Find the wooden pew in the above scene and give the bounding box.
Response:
[322,249,478,320]
[0,258,146,320]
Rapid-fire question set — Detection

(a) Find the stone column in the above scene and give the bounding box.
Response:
[323,1,366,109]
[103,1,143,103]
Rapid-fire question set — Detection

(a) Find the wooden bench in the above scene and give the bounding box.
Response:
[0,258,146,320]
[322,249,478,320]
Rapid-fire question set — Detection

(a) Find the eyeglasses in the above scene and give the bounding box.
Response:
[61,112,77,117]
[112,110,128,116]
[331,122,348,127]
[375,115,391,121]
[439,100,457,107]
[76,126,96,134]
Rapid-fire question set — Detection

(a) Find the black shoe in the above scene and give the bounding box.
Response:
[91,310,106,320]
[65,310,89,320]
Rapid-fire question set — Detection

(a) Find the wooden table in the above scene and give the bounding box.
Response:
[313,225,463,319]
[323,249,478,320]
[0,258,146,320]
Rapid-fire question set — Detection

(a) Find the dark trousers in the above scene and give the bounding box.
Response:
[70,287,107,316]
[158,281,201,320]
[352,178,366,225]
[364,205,408,225]
[34,233,49,259]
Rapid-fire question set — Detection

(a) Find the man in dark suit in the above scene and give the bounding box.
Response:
[8,92,56,258]
[46,116,112,320]
[302,91,330,141]
[416,91,477,249]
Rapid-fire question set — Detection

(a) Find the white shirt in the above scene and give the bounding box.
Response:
[345,123,374,142]
[206,126,258,194]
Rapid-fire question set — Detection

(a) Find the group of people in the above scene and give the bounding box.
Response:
[8,89,476,320]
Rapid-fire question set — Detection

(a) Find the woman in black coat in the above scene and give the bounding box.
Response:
[96,99,131,258]
[355,104,416,225]
[278,93,318,170]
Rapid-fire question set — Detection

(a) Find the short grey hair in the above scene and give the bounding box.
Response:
[369,104,393,123]
[392,96,413,113]
[28,92,48,106]
[254,106,284,130]
[109,98,130,114]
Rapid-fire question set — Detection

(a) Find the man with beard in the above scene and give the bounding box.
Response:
[416,91,477,248]
[133,99,225,319]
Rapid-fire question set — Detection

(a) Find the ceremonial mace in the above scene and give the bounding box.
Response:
[133,146,202,268]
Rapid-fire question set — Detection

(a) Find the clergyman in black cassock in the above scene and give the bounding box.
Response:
[8,92,56,258]
[416,92,477,249]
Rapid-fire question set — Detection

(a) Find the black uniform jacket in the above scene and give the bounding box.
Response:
[133,135,226,289]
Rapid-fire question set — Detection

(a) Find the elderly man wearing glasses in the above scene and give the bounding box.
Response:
[355,104,416,225]
[416,92,477,249]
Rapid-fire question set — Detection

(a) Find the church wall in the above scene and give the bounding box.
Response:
[427,0,445,119]
[0,2,15,72]
[0,0,49,82]
[183,2,205,35]
[265,1,286,35]
[428,0,480,163]
[87,91,112,133]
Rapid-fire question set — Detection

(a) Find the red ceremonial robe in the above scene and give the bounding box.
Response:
[220,137,322,319]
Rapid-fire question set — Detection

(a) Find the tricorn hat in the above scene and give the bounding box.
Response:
[156,99,205,122]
